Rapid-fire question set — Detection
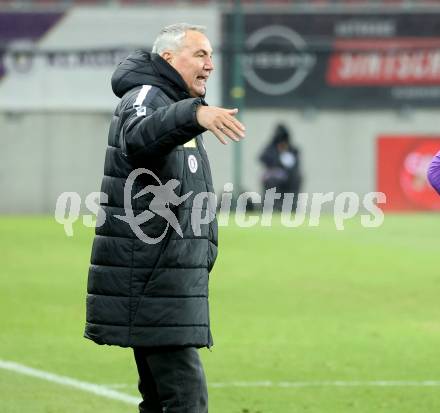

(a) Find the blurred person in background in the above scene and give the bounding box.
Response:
[259,123,302,211]
[84,23,245,413]
[427,150,440,195]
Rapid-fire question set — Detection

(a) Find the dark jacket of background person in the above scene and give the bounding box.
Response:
[259,124,302,209]
[427,150,440,195]
[84,50,218,349]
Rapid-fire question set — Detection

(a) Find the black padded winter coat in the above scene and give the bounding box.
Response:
[84,50,218,348]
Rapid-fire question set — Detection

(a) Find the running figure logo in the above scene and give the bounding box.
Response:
[115,168,193,244]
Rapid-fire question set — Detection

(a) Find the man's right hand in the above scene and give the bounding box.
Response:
[196,106,246,145]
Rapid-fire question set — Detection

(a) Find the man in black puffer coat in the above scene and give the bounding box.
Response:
[84,23,245,412]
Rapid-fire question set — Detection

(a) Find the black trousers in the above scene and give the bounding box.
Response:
[133,346,208,413]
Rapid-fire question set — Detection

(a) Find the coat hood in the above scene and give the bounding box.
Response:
[111,50,191,101]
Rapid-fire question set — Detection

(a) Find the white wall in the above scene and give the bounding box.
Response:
[2,108,440,213]
[204,108,440,197]
[0,111,108,213]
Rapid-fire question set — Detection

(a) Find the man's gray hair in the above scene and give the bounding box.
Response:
[152,23,206,54]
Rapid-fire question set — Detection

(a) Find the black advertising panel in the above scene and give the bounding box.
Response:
[222,12,440,108]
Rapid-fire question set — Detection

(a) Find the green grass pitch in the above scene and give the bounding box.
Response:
[1,214,439,413]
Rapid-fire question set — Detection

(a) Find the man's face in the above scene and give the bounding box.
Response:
[162,30,214,97]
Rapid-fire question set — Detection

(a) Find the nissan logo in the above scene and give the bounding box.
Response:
[243,25,316,95]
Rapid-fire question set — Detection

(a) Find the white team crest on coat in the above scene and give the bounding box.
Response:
[188,155,198,173]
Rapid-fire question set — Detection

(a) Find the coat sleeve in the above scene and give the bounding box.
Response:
[427,150,440,195]
[120,96,207,161]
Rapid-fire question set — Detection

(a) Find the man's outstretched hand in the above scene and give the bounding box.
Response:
[196,106,246,145]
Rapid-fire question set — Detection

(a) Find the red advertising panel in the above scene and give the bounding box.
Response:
[328,39,440,86]
[377,136,440,211]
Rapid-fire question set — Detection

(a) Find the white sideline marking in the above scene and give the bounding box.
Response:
[0,359,140,405]
[106,380,440,389]
[2,357,440,403]
[209,380,440,388]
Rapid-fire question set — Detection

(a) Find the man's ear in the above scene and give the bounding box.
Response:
[161,51,173,64]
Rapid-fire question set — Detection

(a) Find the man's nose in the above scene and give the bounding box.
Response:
[204,56,214,71]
